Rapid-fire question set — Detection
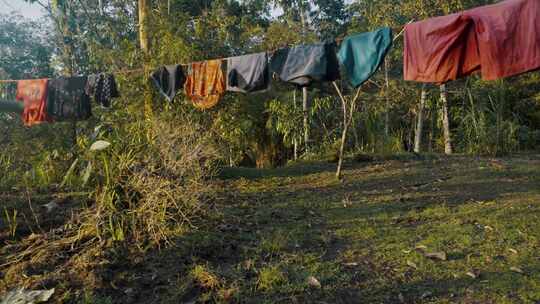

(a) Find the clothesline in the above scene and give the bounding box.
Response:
[0,20,413,84]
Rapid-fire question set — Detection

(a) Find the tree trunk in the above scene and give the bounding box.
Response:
[138,0,150,53]
[303,86,309,153]
[336,103,349,179]
[255,129,285,169]
[54,3,77,147]
[333,82,360,180]
[293,89,298,160]
[414,85,427,153]
[138,0,153,121]
[384,58,390,137]
[429,106,435,153]
[440,84,453,154]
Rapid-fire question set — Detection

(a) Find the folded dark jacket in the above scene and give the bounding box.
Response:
[47,76,92,121]
[151,65,186,101]
[270,43,340,87]
[227,52,269,93]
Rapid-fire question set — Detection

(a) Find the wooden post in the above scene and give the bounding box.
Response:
[303,86,309,153]
[440,84,453,155]
[414,85,427,153]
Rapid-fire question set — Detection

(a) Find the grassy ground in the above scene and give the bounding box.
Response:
[2,154,540,303]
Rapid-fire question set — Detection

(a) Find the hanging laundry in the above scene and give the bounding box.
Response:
[270,43,340,87]
[86,73,120,107]
[404,0,540,83]
[150,65,185,101]
[337,27,393,88]
[184,60,226,109]
[227,52,270,93]
[15,79,52,126]
[47,76,92,121]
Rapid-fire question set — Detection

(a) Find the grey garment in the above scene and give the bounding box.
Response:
[150,65,185,102]
[227,52,270,93]
[270,43,340,87]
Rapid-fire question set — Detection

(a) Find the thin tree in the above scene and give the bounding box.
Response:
[333,82,362,180]
[440,84,453,154]
[414,84,427,153]
[139,0,153,122]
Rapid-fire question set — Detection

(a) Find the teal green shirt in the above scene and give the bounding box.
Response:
[337,27,393,88]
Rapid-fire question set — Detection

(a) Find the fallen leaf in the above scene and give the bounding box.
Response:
[424,252,447,261]
[421,291,433,299]
[510,267,524,274]
[508,248,518,255]
[407,260,418,269]
[89,140,111,151]
[415,245,428,252]
[307,276,321,289]
[466,271,478,279]
[43,201,59,213]
[484,225,494,232]
[1,288,55,303]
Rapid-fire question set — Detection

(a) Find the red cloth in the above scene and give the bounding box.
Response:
[404,0,540,83]
[16,79,52,126]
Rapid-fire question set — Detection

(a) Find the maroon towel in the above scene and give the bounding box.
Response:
[404,0,540,83]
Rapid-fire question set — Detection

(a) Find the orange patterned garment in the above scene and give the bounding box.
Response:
[184,60,226,109]
[16,79,52,126]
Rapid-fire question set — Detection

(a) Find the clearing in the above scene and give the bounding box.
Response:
[2,154,540,303]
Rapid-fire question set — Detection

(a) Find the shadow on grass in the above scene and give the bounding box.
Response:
[218,161,338,180]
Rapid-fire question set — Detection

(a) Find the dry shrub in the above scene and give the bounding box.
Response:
[0,115,219,297]
[94,116,219,247]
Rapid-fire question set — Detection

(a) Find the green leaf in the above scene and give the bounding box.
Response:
[81,161,93,187]
[60,158,79,188]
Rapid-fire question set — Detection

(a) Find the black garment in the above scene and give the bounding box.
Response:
[269,42,340,87]
[227,52,270,93]
[47,76,92,121]
[150,65,186,101]
[86,73,120,107]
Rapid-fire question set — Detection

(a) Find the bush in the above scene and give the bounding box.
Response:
[89,114,219,247]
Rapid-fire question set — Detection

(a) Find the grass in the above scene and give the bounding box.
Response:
[2,154,540,303]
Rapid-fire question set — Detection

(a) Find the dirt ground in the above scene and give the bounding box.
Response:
[1,154,540,303]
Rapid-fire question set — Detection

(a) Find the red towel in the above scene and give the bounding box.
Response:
[404,0,540,83]
[16,79,52,126]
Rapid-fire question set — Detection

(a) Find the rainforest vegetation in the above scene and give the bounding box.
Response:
[0,0,539,303]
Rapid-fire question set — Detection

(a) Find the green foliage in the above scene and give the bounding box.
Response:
[3,207,18,238]
[0,13,53,78]
[458,82,520,155]
[267,97,303,147]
